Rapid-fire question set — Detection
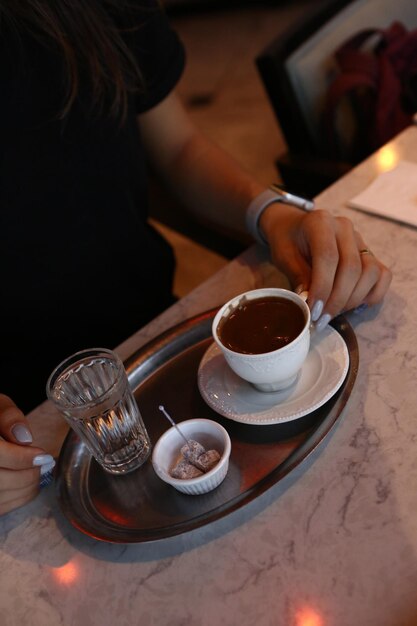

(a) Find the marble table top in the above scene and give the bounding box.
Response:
[2,127,417,626]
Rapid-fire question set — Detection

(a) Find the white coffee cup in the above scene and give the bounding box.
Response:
[212,288,311,392]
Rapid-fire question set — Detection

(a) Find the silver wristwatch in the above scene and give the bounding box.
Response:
[246,185,315,245]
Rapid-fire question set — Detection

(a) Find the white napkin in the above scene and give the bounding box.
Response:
[348,160,417,227]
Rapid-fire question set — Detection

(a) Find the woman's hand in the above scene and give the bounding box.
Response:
[260,203,392,329]
[0,394,55,516]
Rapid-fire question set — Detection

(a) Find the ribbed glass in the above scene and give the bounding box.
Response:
[47,348,151,474]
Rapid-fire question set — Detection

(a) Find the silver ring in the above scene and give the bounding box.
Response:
[359,248,373,256]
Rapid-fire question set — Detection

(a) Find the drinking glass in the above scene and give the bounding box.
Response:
[46,348,151,475]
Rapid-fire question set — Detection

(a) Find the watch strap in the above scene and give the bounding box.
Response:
[246,187,315,246]
[245,189,284,245]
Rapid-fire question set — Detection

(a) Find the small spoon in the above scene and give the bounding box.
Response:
[158,405,189,448]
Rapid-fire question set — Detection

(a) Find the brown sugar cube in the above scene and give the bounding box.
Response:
[181,439,206,464]
[170,458,203,479]
[194,449,221,473]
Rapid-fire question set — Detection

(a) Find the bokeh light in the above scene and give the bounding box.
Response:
[295,606,324,626]
[375,145,399,172]
[51,560,79,586]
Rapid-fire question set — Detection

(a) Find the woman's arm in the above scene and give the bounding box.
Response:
[139,90,264,237]
[138,90,392,324]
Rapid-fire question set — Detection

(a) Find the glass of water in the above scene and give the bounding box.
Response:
[46,348,151,475]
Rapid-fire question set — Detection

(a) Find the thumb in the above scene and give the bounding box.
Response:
[0,394,33,444]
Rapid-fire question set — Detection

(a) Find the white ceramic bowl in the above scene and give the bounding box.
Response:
[212,287,311,392]
[151,418,231,495]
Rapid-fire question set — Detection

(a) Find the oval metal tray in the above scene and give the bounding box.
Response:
[55,310,358,543]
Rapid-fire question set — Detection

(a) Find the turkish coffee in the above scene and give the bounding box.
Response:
[216,295,306,355]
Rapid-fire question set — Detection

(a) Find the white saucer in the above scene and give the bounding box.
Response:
[197,325,349,425]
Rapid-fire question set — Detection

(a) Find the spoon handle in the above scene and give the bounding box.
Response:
[159,405,189,447]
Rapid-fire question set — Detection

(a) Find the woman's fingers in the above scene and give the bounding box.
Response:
[0,394,56,516]
[297,211,361,319]
[306,213,353,313]
[302,212,392,321]
[339,252,389,312]
[266,206,392,326]
[0,465,39,490]
[0,440,54,516]
[362,261,393,305]
[310,217,364,317]
[0,393,54,470]
[0,443,55,516]
[0,446,46,516]
[270,238,313,294]
[346,233,393,308]
[0,394,33,444]
[0,439,52,471]
[256,201,391,326]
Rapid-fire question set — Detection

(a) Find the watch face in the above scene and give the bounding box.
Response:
[270,184,314,211]
[271,183,307,198]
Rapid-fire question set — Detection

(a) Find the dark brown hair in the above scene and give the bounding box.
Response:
[0,0,149,120]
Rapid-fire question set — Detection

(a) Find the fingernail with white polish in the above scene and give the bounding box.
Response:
[40,460,56,476]
[315,313,331,333]
[33,454,55,467]
[11,423,33,444]
[311,300,324,322]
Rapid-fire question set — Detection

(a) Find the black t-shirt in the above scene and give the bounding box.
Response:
[0,2,185,411]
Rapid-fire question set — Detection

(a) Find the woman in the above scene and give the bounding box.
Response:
[0,0,391,515]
